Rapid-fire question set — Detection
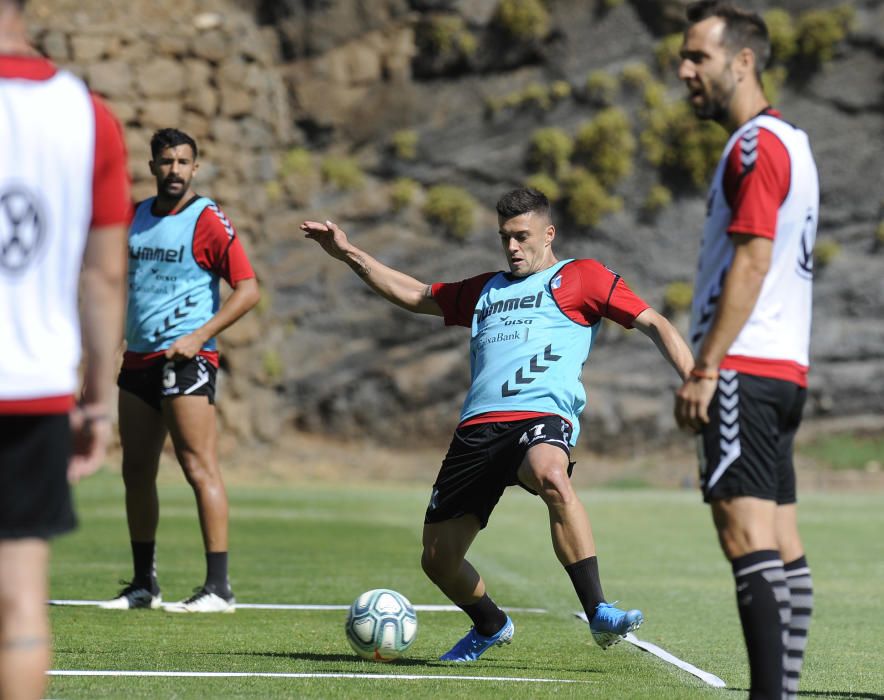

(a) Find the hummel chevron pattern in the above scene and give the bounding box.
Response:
[707,370,741,490]
[691,269,727,345]
[740,126,759,173]
[152,295,198,342]
[208,203,235,240]
[501,345,561,397]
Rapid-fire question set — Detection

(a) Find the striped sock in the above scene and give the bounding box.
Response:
[783,556,813,699]
[731,550,790,699]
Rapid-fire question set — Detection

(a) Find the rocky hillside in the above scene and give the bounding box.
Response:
[27,0,884,455]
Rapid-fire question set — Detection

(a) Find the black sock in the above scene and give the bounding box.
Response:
[565,556,605,622]
[732,550,790,700]
[131,540,158,592]
[460,593,508,637]
[783,556,813,700]
[204,552,231,598]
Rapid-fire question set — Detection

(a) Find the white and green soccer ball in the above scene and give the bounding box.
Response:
[345,588,418,661]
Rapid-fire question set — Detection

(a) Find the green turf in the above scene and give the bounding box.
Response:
[47,471,884,698]
[798,432,884,471]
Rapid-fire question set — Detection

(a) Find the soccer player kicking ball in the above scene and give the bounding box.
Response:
[303,188,693,660]
[674,3,818,698]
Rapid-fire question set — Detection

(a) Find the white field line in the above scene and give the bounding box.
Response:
[574,611,726,688]
[49,600,724,687]
[48,670,589,684]
[47,600,547,613]
[623,633,726,689]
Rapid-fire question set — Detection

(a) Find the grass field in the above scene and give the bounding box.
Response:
[47,471,884,699]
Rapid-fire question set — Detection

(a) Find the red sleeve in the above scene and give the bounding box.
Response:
[723,126,790,239]
[193,204,255,286]
[90,94,132,227]
[431,272,496,327]
[551,259,649,328]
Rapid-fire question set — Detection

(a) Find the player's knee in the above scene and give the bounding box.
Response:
[420,549,442,582]
[531,465,575,506]
[0,590,43,627]
[121,461,155,489]
[717,525,774,559]
[178,452,217,485]
[420,547,455,584]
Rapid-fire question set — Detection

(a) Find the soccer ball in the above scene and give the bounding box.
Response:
[345,588,418,662]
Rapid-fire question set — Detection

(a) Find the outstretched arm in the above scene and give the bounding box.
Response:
[633,307,693,383]
[302,220,442,316]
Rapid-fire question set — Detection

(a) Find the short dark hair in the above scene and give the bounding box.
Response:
[496,188,551,221]
[150,128,198,160]
[686,1,771,76]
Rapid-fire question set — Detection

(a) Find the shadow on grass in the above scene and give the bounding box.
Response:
[797,693,884,699]
[731,690,884,699]
[236,651,600,676]
[241,651,428,666]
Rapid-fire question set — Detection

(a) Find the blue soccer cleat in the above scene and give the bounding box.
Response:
[439,615,515,662]
[589,602,643,649]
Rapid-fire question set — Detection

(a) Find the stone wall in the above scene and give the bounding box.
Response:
[26,0,300,452]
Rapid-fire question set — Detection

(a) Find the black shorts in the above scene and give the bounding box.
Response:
[0,414,76,539]
[118,355,217,412]
[698,371,806,505]
[425,415,574,529]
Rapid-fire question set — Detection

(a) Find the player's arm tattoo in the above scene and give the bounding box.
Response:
[346,252,371,278]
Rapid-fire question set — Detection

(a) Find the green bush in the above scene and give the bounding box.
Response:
[494,0,550,41]
[795,6,853,65]
[390,129,418,160]
[264,180,282,203]
[280,147,313,177]
[489,82,559,114]
[262,349,283,382]
[483,95,503,116]
[655,33,683,74]
[320,155,364,190]
[642,79,667,110]
[562,168,622,228]
[585,70,617,105]
[423,184,477,239]
[762,66,788,104]
[814,238,841,268]
[415,14,476,61]
[663,281,693,313]
[527,127,573,177]
[549,80,572,102]
[876,221,884,246]
[254,289,271,317]
[764,9,797,64]
[574,107,635,187]
[390,178,419,212]
[642,184,672,216]
[640,99,726,189]
[621,62,653,90]
[524,172,561,202]
[520,82,552,110]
